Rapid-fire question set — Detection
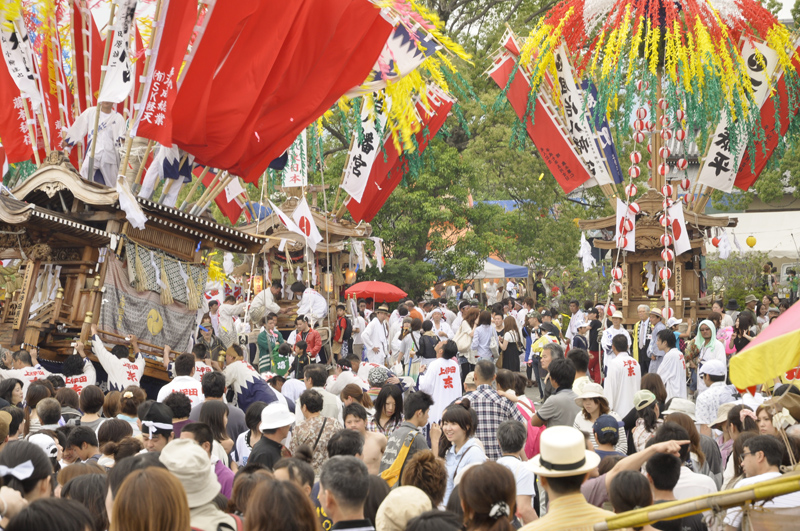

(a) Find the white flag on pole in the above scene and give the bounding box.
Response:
[341,93,390,203]
[291,197,323,253]
[283,130,308,187]
[0,17,43,107]
[668,202,692,256]
[268,200,304,239]
[98,0,138,104]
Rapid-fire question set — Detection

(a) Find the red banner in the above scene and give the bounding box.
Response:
[193,166,245,224]
[734,48,800,191]
[71,0,103,112]
[0,66,33,163]
[132,0,198,146]
[488,53,590,194]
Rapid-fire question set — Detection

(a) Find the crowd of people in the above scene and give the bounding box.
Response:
[0,278,795,531]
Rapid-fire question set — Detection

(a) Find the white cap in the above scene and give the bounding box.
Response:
[667,317,683,328]
[259,402,295,431]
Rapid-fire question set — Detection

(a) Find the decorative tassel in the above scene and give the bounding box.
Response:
[134,243,148,292]
[160,255,174,305]
[186,272,200,311]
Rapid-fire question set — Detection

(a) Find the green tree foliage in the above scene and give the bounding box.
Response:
[706,251,772,304]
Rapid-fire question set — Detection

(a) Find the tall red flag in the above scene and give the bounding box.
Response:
[0,67,33,163]
[71,0,103,112]
[131,0,199,145]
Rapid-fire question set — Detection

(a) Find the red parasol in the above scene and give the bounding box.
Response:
[344,281,407,303]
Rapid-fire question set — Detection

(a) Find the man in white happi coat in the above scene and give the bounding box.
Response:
[290,281,328,326]
[604,334,641,415]
[361,305,390,365]
[485,280,500,306]
[249,280,290,324]
[655,328,688,402]
[565,299,586,348]
[600,310,631,373]
[430,308,453,340]
[64,102,125,187]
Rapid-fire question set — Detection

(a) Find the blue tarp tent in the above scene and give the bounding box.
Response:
[471,258,528,279]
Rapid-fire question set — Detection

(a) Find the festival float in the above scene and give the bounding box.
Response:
[490,0,800,323]
[0,0,469,388]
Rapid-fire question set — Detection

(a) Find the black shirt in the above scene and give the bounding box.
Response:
[248,436,284,470]
[588,319,602,351]
[330,520,375,531]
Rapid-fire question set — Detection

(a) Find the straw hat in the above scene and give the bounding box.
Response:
[611,311,624,319]
[574,382,609,408]
[526,426,601,478]
[662,398,696,420]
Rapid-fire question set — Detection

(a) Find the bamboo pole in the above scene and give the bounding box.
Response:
[118,0,164,182]
[93,328,183,356]
[50,12,68,151]
[133,139,154,191]
[86,1,117,181]
[179,166,210,210]
[21,98,40,165]
[195,173,235,216]
[79,0,92,111]
[190,170,227,214]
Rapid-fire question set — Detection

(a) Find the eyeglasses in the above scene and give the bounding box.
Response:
[741,451,755,459]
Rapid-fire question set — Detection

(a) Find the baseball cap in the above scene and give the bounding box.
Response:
[667,317,683,328]
[592,414,620,437]
[634,390,656,411]
[464,372,475,386]
[699,359,726,377]
[27,433,58,458]
[375,486,432,531]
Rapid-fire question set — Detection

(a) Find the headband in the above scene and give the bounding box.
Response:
[740,409,757,423]
[488,501,511,520]
[0,460,34,480]
[141,420,173,437]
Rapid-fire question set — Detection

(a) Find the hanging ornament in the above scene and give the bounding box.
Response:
[746,236,757,248]
[658,147,671,159]
[680,178,691,190]
[711,237,721,247]
[646,143,652,154]
[646,120,655,132]
[634,119,646,131]
[661,184,673,196]
[660,234,674,247]
[633,131,645,143]
[647,159,653,170]
[675,110,685,122]
[662,307,675,320]
[636,107,648,119]
[675,129,687,141]
[682,194,692,205]
[658,163,670,176]
[658,98,669,110]
[636,80,649,91]
[622,218,634,232]
[662,288,675,301]
[630,151,642,164]
[625,184,638,197]
[661,248,675,261]
[660,129,672,140]
[628,202,641,215]
[662,198,673,209]
[659,115,670,127]
[611,281,623,294]
[628,166,641,178]
[659,214,671,227]
[617,236,628,248]
[606,303,617,316]
[659,267,672,280]
[612,267,624,280]
[676,159,688,171]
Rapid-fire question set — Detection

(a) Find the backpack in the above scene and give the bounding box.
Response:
[342,316,353,341]
[380,430,418,488]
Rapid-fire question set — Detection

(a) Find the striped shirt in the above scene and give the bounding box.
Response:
[520,493,614,531]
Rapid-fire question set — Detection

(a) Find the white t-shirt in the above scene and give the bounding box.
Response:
[604,353,641,415]
[657,348,687,402]
[233,431,255,466]
[168,360,213,383]
[497,455,535,496]
[157,375,205,408]
[724,471,800,527]
[675,466,717,501]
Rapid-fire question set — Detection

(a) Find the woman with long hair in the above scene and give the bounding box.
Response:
[400,318,423,368]
[196,312,225,361]
[340,383,375,415]
[61,474,108,531]
[97,418,134,468]
[665,412,720,487]
[0,378,24,407]
[437,399,486,504]
[459,307,480,377]
[622,373,667,453]
[110,467,191,531]
[495,371,542,459]
[729,313,755,353]
[756,302,769,331]
[459,462,516,531]
[257,312,285,375]
[244,480,320,531]
[233,402,267,467]
[521,312,539,388]
[756,405,779,436]
[103,390,121,419]
[726,431,759,489]
[0,440,53,502]
[632,391,661,453]
[199,399,234,461]
[573,383,627,453]
[367,384,403,437]
[497,316,522,373]
[608,471,658,531]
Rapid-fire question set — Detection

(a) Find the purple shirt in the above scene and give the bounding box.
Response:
[215,459,235,499]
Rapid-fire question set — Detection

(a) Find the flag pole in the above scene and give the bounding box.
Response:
[79,0,93,112]
[50,12,69,152]
[190,170,227,214]
[179,165,211,211]
[87,0,117,182]
[21,97,40,165]
[132,139,153,192]
[194,172,234,216]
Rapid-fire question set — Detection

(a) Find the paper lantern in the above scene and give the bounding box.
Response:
[628,166,641,178]
[622,218,634,232]
[612,267,624,280]
[661,184,673,196]
[658,98,668,110]
[675,110,685,122]
[661,248,675,261]
[662,198,673,209]
[660,129,672,140]
[659,267,672,280]
[630,151,642,164]
[636,80,649,91]
[658,147,671,159]
[659,214,671,227]
[634,119,646,131]
[647,159,653,170]
[679,178,690,190]
[675,129,687,141]
[646,120,655,132]
[633,131,645,143]
[658,163,670,177]
[617,236,628,248]
[682,194,692,205]
[646,143,652,153]
[676,158,688,171]
[711,237,720,247]
[606,303,617,316]
[660,234,674,246]
[611,281,623,294]
[345,269,357,284]
[662,288,675,301]
[746,235,756,248]
[636,107,648,119]
[659,115,670,127]
[662,307,675,320]
[628,202,641,215]
[625,184,638,197]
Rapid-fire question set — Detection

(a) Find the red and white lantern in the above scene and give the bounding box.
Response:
[634,119,646,131]
[636,80,649,91]
[630,151,642,164]
[628,202,641,216]
[646,143,652,153]
[660,233,673,246]
[612,267,624,280]
[658,267,672,281]
[658,98,668,110]
[662,198,673,209]
[636,107,648,119]
[660,129,672,140]
[628,166,641,178]
[658,163,670,176]
[625,184,638,197]
[646,120,655,131]
[662,307,675,320]
[658,147,671,159]
[661,184,673,196]
[622,218,634,232]
[606,303,617,316]
[662,288,675,301]
[661,248,675,261]
[711,237,720,247]
[617,236,628,248]
[675,110,685,122]
[676,158,688,171]
[659,214,671,227]
[680,178,691,190]
[633,131,645,143]
[659,115,670,128]
[682,194,692,205]
[675,129,686,141]
[611,281,623,294]
[647,159,653,170]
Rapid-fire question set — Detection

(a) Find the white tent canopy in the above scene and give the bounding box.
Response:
[711,211,800,258]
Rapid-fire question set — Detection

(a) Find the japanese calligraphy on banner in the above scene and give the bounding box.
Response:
[697,41,778,193]
[341,93,390,203]
[553,45,613,187]
[282,130,308,187]
[0,18,42,107]
[582,81,623,184]
[98,0,138,104]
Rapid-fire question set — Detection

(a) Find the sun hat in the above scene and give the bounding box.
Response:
[376,304,390,314]
[611,311,624,319]
[666,317,683,328]
[375,486,432,531]
[634,389,657,411]
[711,402,737,429]
[574,382,609,408]
[592,414,620,437]
[368,366,390,387]
[744,294,758,304]
[698,359,726,377]
[159,438,220,508]
[725,299,739,311]
[259,402,295,432]
[526,426,601,478]
[649,308,663,318]
[662,398,696,420]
